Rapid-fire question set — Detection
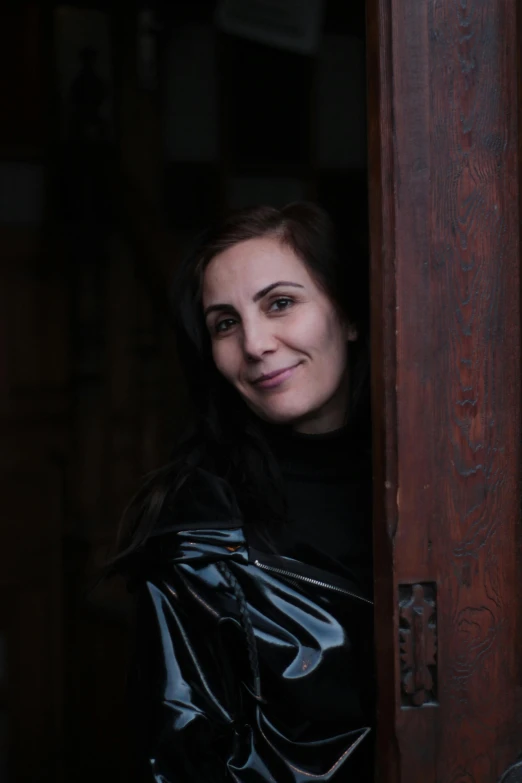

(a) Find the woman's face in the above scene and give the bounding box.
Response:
[202,235,357,434]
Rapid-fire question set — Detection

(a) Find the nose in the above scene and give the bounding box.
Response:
[241,317,277,361]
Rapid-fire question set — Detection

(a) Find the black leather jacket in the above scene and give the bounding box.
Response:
[126,469,375,782]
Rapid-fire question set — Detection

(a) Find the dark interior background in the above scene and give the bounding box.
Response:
[0,1,368,780]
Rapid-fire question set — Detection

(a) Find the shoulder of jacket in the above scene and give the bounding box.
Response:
[123,468,247,590]
[154,466,243,535]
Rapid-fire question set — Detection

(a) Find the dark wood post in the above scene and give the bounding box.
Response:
[367,1,522,780]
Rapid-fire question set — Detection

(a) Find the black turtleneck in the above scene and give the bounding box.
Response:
[157,418,373,593]
[254,421,373,590]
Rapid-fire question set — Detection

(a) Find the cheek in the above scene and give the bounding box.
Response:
[212,341,239,383]
[309,313,348,377]
[298,309,344,356]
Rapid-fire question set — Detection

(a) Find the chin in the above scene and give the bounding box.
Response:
[243,390,320,427]
[255,403,312,427]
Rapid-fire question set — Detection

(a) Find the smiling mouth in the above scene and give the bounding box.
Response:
[252,363,301,388]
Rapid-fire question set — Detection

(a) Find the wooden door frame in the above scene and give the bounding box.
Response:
[367,1,522,780]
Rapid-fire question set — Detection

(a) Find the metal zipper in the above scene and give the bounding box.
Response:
[254,560,373,605]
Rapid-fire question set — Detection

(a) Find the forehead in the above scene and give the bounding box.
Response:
[202,236,313,305]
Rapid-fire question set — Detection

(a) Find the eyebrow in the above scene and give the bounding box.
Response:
[204,281,304,319]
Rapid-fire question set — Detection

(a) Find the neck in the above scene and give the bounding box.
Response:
[292,418,347,435]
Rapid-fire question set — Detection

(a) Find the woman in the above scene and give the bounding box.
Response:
[114,202,375,781]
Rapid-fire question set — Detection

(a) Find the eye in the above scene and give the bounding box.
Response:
[269,297,294,312]
[214,317,237,334]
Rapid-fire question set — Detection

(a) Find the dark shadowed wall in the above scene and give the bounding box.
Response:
[0,1,368,780]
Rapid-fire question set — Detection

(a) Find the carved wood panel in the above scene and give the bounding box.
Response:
[368,0,522,780]
[399,583,437,708]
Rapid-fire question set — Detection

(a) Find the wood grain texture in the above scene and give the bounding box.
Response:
[368,0,521,780]
[366,0,400,778]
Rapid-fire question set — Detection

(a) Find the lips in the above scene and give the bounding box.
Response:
[252,363,301,389]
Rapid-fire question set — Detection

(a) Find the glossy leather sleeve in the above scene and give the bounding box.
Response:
[124,469,375,782]
[129,575,237,782]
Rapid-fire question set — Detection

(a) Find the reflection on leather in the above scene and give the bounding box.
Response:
[127,523,375,782]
